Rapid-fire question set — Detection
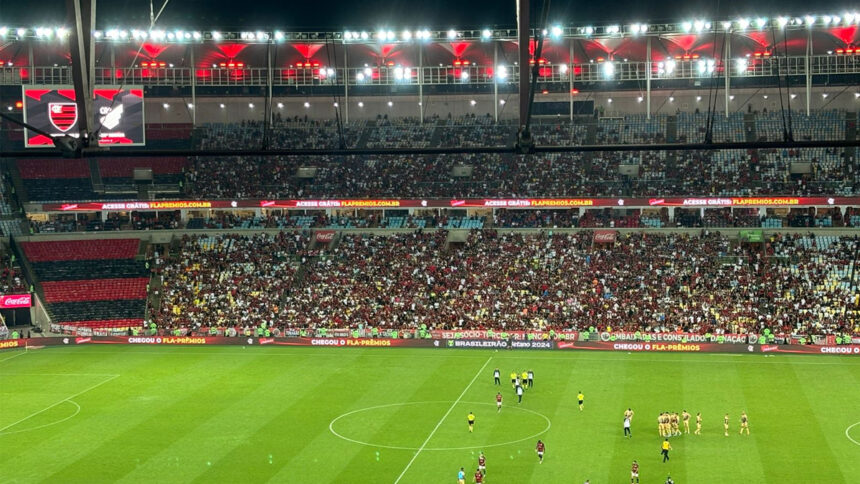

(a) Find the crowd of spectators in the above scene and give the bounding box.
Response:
[0,252,28,294]
[150,230,860,338]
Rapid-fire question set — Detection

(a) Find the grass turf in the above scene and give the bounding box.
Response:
[1,345,859,483]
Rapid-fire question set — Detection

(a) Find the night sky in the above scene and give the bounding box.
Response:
[0,0,855,30]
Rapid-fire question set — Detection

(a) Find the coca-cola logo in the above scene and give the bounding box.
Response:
[315,231,335,242]
[0,294,32,308]
[593,231,617,243]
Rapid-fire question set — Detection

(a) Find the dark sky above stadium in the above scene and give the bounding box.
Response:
[2,0,855,30]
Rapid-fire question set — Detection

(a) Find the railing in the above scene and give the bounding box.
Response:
[3,56,860,87]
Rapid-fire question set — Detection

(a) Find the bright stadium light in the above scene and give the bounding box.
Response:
[665,59,676,75]
[277,102,284,108]
[607,25,620,34]
[481,29,492,40]
[681,21,693,33]
[304,101,310,107]
[212,31,222,40]
[559,64,568,74]
[274,31,285,41]
[805,15,816,26]
[402,30,412,40]
[470,99,477,106]
[167,32,175,40]
[822,93,828,98]
[364,67,372,76]
[693,20,705,32]
[637,96,643,102]
[755,18,768,29]
[729,95,735,100]
[333,102,339,107]
[447,29,458,39]
[777,17,789,28]
[404,67,411,78]
[394,67,404,80]
[584,26,594,35]
[387,101,393,107]
[151,30,166,40]
[326,68,335,77]
[386,30,395,41]
[721,21,732,30]
[791,93,798,99]
[187,103,194,109]
[360,31,369,40]
[668,96,674,102]
[500,99,506,105]
[460,70,470,81]
[551,25,563,38]
[833,16,841,24]
[822,15,832,25]
[737,18,750,30]
[343,31,353,40]
[735,58,748,72]
[193,31,202,40]
[602,61,615,78]
[418,29,431,40]
[356,72,365,81]
[497,65,508,79]
[219,103,225,108]
[357,101,364,107]
[0,27,7,37]
[696,96,702,101]
[607,98,613,103]
[17,28,27,37]
[248,103,254,108]
[162,103,169,109]
[845,13,856,24]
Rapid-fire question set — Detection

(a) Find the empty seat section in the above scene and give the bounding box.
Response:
[42,277,148,303]
[21,239,139,262]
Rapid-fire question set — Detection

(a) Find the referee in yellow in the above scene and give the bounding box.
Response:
[661,439,672,462]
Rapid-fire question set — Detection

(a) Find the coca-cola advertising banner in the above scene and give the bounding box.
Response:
[593,230,617,244]
[41,196,860,212]
[315,230,336,243]
[0,294,32,308]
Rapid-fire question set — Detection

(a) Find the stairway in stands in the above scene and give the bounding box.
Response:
[20,238,148,329]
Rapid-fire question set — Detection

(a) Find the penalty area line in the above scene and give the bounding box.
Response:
[0,374,119,434]
[393,356,492,484]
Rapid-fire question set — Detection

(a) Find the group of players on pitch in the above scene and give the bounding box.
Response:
[457,368,751,483]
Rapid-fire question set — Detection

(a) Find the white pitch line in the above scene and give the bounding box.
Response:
[0,351,26,363]
[846,421,860,446]
[393,356,492,484]
[0,374,119,434]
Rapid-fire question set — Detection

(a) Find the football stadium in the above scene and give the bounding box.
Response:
[2,0,860,482]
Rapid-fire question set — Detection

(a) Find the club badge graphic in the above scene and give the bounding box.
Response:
[48,102,78,132]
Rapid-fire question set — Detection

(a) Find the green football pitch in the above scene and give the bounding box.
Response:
[1,345,860,483]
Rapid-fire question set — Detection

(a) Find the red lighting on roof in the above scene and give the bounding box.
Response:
[140,61,167,68]
[529,57,548,65]
[542,89,549,94]
[14,101,22,109]
[570,88,579,94]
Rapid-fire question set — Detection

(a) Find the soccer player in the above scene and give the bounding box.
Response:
[496,392,503,412]
[724,413,730,437]
[577,391,584,411]
[682,410,691,434]
[527,369,534,387]
[521,371,529,388]
[458,467,466,484]
[670,412,680,436]
[695,412,702,435]
[657,413,664,437]
[474,468,483,483]
[493,368,501,386]
[536,440,545,463]
[478,452,486,475]
[661,439,672,462]
[740,412,750,435]
[624,408,634,421]
[624,415,632,438]
[631,460,640,483]
[665,475,675,484]
[468,412,476,433]
[516,384,524,403]
[510,371,517,388]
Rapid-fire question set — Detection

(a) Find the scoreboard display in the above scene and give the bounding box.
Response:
[22,86,145,147]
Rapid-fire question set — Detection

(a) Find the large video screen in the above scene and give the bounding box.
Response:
[22,86,145,147]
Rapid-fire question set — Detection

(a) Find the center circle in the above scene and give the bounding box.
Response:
[329,400,551,451]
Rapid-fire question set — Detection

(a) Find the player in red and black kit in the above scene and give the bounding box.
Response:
[474,468,484,483]
[496,392,503,413]
[478,452,486,475]
[631,460,640,483]
[536,440,545,463]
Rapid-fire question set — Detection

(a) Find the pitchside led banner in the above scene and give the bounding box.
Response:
[22,85,145,147]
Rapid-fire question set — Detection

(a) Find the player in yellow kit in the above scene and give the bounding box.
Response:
[682,410,691,434]
[739,412,750,435]
[694,412,702,435]
[468,412,476,433]
[577,391,584,411]
[724,413,729,437]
